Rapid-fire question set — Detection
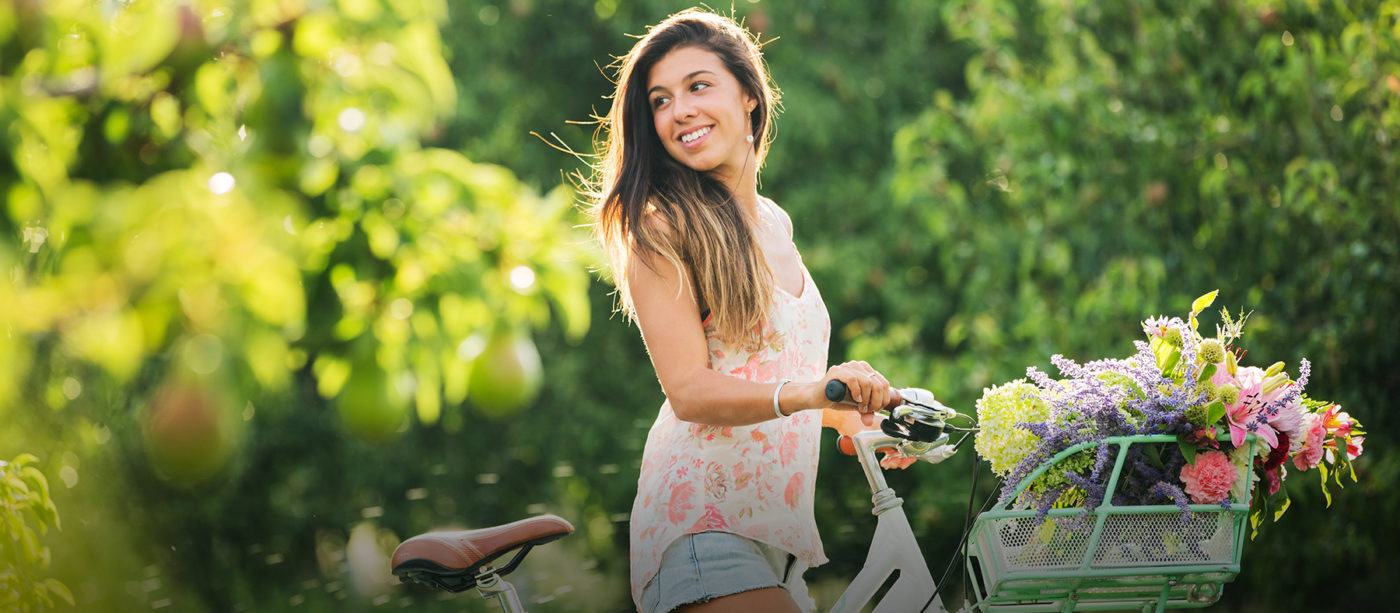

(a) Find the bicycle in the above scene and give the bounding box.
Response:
[391,382,1251,612]
[391,381,974,612]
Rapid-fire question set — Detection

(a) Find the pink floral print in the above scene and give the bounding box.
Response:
[667,482,694,525]
[629,260,831,608]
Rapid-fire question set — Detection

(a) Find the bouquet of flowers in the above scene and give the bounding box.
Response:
[973,291,1365,537]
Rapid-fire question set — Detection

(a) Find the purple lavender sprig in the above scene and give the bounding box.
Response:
[1000,344,1199,522]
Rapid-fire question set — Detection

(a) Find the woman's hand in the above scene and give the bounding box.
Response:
[816,361,894,427]
[815,362,915,469]
[821,410,918,470]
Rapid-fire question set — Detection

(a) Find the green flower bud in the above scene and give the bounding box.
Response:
[1219,385,1240,406]
[1264,361,1286,378]
[1201,382,1220,401]
[1185,404,1210,427]
[1198,339,1225,365]
[1165,327,1184,347]
[1262,373,1290,395]
[1225,350,1238,376]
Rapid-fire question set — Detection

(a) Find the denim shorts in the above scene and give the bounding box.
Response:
[639,531,814,613]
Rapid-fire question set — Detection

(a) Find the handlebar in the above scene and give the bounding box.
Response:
[825,380,955,445]
[823,382,973,495]
[824,379,903,408]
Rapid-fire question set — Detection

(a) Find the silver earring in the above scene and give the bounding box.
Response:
[745,134,754,143]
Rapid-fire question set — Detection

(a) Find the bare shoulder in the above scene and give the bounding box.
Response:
[630,205,673,238]
[629,207,679,264]
[762,196,795,239]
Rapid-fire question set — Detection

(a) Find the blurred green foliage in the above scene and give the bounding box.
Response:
[2,0,594,610]
[1,454,73,611]
[1,0,1395,611]
[865,0,1398,609]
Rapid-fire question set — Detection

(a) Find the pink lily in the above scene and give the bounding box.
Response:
[1225,367,1278,449]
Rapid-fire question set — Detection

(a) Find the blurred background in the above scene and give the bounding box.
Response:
[1,0,1395,611]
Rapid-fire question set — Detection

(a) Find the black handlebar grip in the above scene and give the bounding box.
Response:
[825,379,849,403]
[824,379,904,408]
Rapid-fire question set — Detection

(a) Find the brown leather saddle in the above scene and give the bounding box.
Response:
[391,514,574,592]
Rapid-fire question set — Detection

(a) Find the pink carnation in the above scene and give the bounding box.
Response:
[1292,414,1326,471]
[1180,450,1238,504]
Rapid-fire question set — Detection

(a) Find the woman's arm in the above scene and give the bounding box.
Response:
[766,199,885,436]
[628,242,891,427]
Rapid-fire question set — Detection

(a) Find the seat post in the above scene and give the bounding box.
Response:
[474,565,526,613]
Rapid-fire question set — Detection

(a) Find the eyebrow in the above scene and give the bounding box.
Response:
[648,70,717,96]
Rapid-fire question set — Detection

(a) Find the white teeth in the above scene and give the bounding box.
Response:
[681,126,711,143]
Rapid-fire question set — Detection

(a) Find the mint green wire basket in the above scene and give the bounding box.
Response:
[965,434,1256,613]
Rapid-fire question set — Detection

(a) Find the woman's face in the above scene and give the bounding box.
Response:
[646,46,757,184]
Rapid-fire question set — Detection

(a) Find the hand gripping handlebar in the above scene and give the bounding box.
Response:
[824,380,954,444]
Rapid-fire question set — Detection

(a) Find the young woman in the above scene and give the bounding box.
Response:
[588,9,904,613]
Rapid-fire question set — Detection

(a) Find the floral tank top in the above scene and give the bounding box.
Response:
[629,257,832,607]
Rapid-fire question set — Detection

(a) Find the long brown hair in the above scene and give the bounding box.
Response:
[589,9,780,348]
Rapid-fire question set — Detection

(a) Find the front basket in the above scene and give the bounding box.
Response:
[965,435,1254,612]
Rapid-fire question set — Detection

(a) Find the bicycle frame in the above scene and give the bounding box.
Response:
[830,429,957,613]
[404,402,964,613]
[474,565,526,612]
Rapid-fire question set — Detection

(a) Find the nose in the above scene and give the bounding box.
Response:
[672,95,697,122]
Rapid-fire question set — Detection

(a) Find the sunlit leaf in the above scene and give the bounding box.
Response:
[64,309,145,381]
[543,268,590,342]
[44,579,75,606]
[313,354,351,398]
[98,0,180,81]
[292,11,341,59]
[245,330,291,389]
[1189,289,1218,330]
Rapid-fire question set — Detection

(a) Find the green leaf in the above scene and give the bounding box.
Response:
[1178,438,1198,465]
[1191,290,1219,317]
[1144,444,1165,470]
[4,511,24,539]
[1196,363,1216,383]
[44,579,75,606]
[1318,463,1333,507]
[98,0,180,81]
[413,347,442,426]
[1189,290,1217,330]
[313,354,352,398]
[543,268,591,342]
[4,473,30,497]
[1206,400,1226,425]
[1158,346,1181,374]
[20,466,49,500]
[1272,490,1292,522]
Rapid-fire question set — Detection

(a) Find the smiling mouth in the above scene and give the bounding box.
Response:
[680,126,712,144]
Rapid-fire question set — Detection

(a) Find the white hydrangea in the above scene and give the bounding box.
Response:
[975,379,1052,477]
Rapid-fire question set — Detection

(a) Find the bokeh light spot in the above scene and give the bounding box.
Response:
[338,108,365,133]
[509,265,536,292]
[389,297,414,319]
[208,172,235,195]
[62,376,83,399]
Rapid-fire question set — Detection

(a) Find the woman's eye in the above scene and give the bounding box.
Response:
[691,82,710,92]
[651,96,669,109]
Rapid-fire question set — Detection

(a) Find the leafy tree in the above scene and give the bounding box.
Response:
[3,0,1393,610]
[873,0,1398,608]
[1,0,592,609]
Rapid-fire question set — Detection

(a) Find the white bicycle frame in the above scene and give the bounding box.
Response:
[829,428,959,613]
[457,390,967,613]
